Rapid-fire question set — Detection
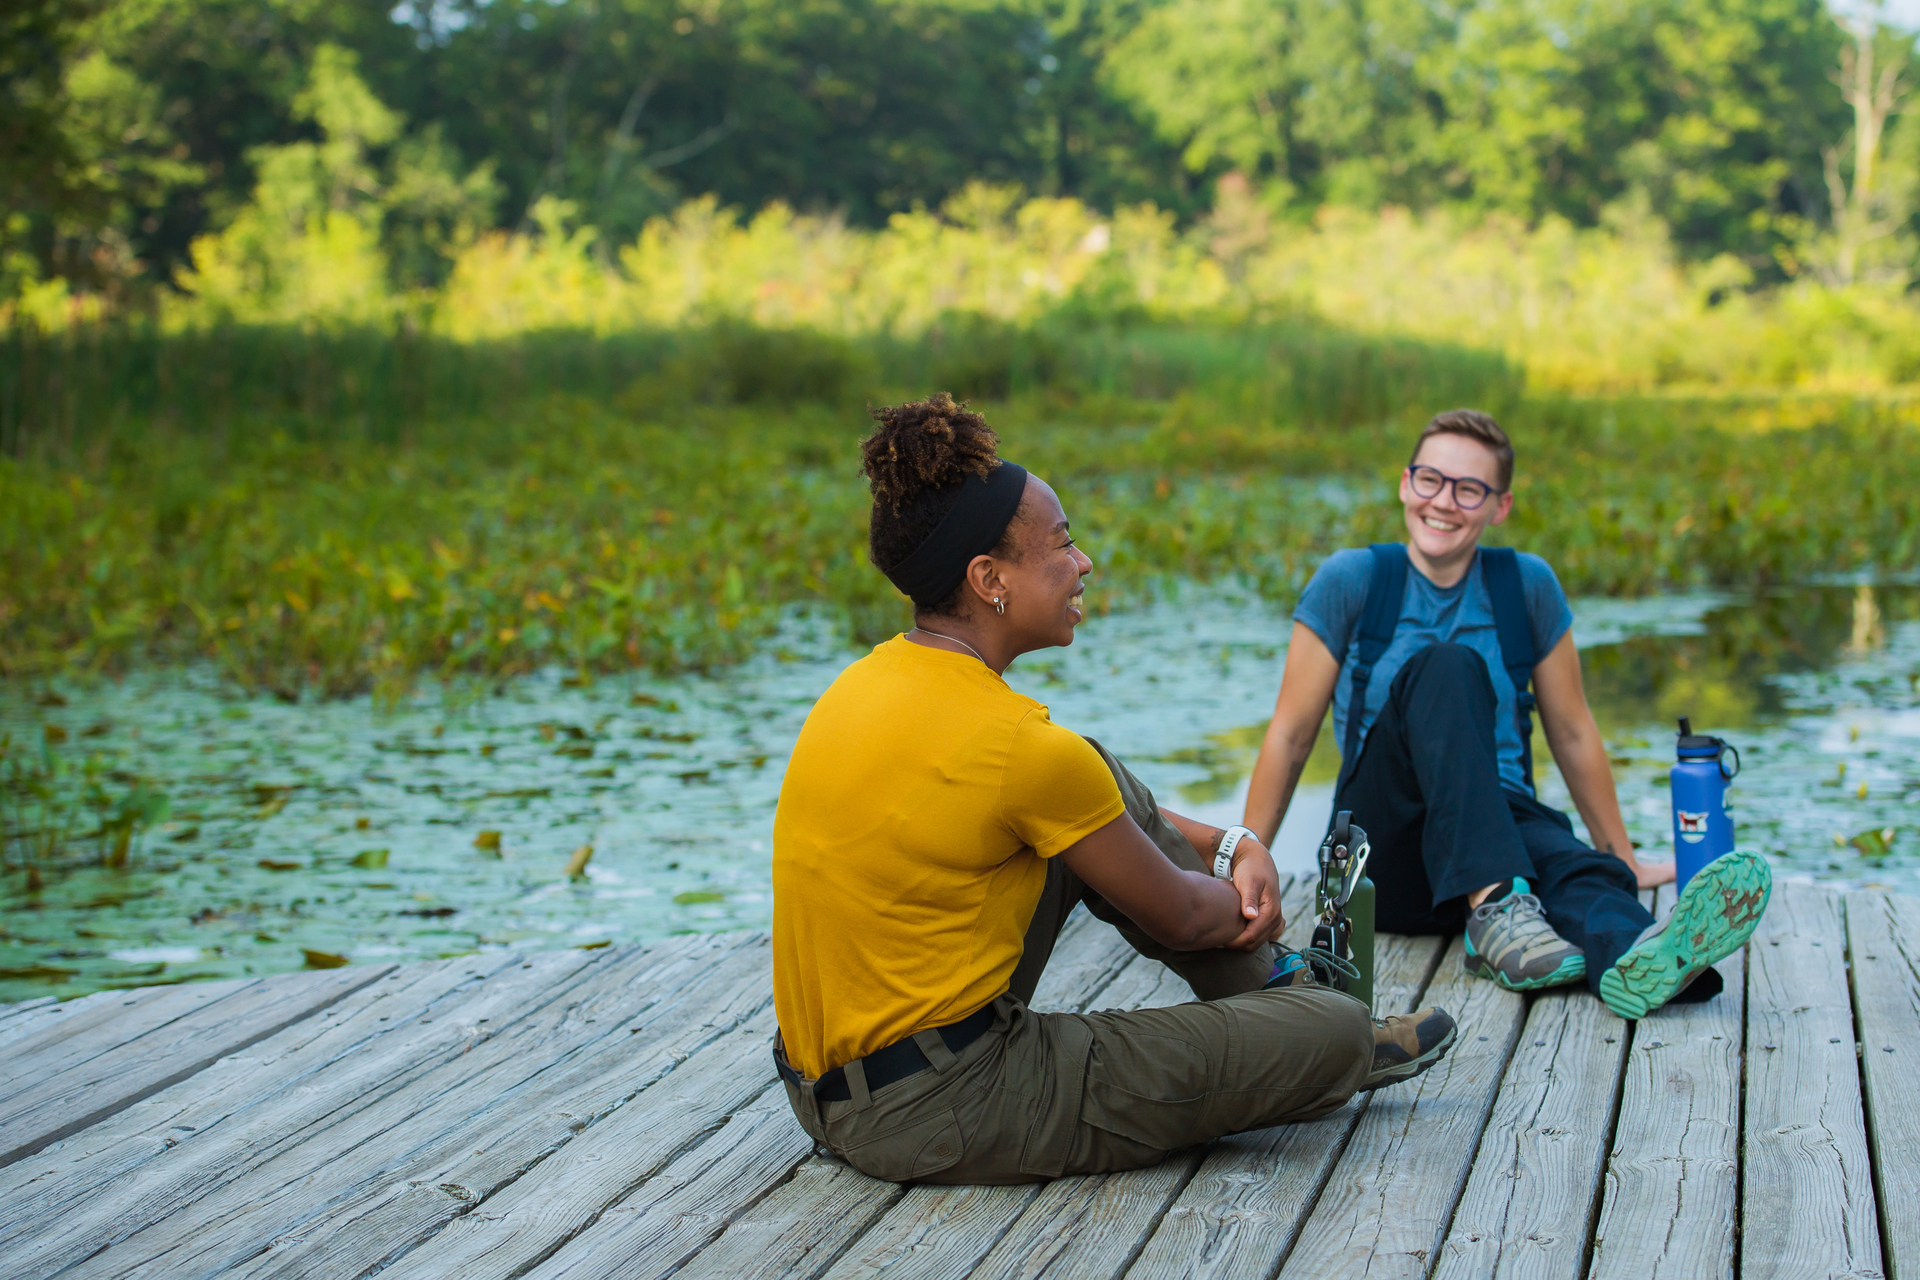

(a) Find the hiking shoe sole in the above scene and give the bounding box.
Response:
[1598,848,1771,1020]
[1465,951,1586,991]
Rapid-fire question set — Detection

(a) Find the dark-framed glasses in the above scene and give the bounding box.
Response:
[1406,464,1502,510]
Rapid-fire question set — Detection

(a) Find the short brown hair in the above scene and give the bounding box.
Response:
[1411,409,1513,491]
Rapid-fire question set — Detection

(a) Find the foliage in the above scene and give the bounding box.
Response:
[1,731,171,874]
[5,0,1917,313]
[3,317,1917,698]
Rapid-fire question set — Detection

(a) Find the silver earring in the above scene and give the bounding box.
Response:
[994,597,1005,615]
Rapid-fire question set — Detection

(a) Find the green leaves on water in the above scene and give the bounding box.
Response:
[473,830,502,854]
[1842,827,1899,860]
[673,890,725,905]
[351,848,390,869]
[302,949,350,968]
[258,858,302,871]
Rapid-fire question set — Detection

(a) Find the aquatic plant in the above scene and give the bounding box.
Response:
[4,345,1918,698]
[0,731,171,874]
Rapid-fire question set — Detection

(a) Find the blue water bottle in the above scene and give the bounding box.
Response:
[1671,717,1739,891]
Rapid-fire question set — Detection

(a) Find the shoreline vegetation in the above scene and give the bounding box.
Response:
[5,310,1920,701]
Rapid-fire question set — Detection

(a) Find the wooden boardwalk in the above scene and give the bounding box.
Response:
[0,877,1909,1280]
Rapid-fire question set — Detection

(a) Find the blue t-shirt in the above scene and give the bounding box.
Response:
[1293,546,1574,795]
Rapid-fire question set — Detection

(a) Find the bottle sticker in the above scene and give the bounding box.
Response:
[1677,810,1710,843]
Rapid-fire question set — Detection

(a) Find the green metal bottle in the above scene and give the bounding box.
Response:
[1347,875,1376,1011]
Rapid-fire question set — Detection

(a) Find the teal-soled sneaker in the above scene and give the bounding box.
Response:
[1599,848,1772,1020]
[1463,879,1586,991]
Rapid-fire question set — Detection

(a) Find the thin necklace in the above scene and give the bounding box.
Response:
[910,626,988,665]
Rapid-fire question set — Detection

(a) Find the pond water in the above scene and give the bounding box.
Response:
[4,582,1919,1003]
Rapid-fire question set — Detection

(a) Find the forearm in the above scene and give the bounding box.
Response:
[1243,722,1313,847]
[1163,809,1221,862]
[1550,728,1633,862]
[1170,871,1260,950]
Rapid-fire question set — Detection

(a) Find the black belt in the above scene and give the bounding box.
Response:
[774,1004,997,1102]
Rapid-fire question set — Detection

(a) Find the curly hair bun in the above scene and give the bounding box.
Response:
[860,392,1002,512]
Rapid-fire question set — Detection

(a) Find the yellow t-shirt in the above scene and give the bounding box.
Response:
[772,635,1127,1078]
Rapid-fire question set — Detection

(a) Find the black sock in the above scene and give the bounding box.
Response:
[1666,964,1726,1004]
[1480,878,1521,906]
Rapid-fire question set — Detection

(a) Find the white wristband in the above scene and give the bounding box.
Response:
[1212,826,1257,880]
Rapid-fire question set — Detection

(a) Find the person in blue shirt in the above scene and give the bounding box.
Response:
[1242,410,1769,1018]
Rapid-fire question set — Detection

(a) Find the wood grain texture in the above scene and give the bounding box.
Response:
[1277,935,1526,1280]
[672,1157,905,1280]
[519,1085,816,1280]
[1742,882,1882,1280]
[1433,987,1628,1280]
[1586,948,1746,1280]
[368,1014,787,1280]
[210,938,781,1280]
[31,939,728,1280]
[1,948,605,1280]
[0,964,391,1169]
[0,953,535,1267]
[1848,889,1920,1280]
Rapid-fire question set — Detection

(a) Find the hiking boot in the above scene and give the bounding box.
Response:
[1362,1006,1457,1091]
[1599,848,1771,1020]
[1463,879,1586,991]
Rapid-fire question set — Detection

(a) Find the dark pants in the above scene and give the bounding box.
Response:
[1335,642,1678,998]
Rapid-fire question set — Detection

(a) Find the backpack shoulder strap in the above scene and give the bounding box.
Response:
[1480,547,1538,787]
[1339,544,1409,784]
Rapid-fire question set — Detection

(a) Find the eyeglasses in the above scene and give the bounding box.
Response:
[1406,464,1503,510]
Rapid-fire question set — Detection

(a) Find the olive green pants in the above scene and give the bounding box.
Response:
[777,741,1373,1184]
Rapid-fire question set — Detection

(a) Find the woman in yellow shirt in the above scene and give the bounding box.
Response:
[772,393,1456,1184]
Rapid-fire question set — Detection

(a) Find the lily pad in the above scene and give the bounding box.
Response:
[257,858,303,871]
[473,830,502,853]
[1846,827,1899,860]
[673,890,726,905]
[351,848,391,869]
[302,949,350,969]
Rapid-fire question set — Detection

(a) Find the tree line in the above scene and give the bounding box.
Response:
[5,0,1916,315]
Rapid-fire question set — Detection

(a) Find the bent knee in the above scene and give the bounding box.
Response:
[1276,985,1374,1086]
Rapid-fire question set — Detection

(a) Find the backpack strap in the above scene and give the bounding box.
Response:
[1480,547,1538,789]
[1338,544,1409,792]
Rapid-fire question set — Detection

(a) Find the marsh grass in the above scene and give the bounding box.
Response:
[3,320,1918,699]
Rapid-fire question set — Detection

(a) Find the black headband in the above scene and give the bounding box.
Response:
[882,462,1029,609]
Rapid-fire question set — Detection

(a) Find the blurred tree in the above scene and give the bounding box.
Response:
[1814,3,1914,282]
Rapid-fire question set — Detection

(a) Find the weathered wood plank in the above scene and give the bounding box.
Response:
[0,980,247,1079]
[1433,987,1627,1280]
[85,937,774,1280]
[1848,888,1920,1280]
[0,964,391,1170]
[1277,936,1526,1280]
[263,1009,786,1280]
[671,1157,905,1280]
[1125,933,1447,1280]
[1,947,607,1279]
[1586,947,1746,1280]
[1741,883,1881,1280]
[514,1085,814,1280]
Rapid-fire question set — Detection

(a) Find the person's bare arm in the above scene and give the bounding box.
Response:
[1243,622,1341,847]
[1161,808,1286,947]
[1532,631,1675,889]
[1059,813,1274,951]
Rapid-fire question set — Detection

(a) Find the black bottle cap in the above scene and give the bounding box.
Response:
[1677,716,1720,751]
